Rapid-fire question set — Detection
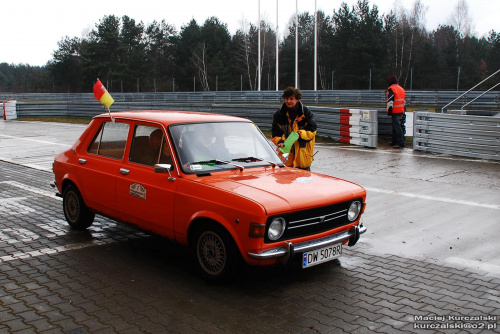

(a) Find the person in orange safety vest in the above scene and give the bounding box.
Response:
[386,75,406,148]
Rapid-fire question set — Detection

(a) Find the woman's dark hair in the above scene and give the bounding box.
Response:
[282,86,302,100]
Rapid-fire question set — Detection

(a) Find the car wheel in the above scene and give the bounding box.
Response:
[193,224,239,282]
[63,184,95,230]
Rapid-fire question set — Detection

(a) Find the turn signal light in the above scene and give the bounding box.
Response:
[249,223,265,238]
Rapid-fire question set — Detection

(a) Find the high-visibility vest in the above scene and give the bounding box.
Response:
[387,84,406,114]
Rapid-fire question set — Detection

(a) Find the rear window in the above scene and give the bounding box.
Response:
[88,121,129,159]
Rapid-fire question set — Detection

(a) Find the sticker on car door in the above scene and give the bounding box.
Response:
[129,183,147,200]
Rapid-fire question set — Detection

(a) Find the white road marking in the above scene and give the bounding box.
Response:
[0,179,151,263]
[0,158,54,172]
[0,197,36,215]
[321,144,500,165]
[1,181,61,201]
[0,230,150,262]
[0,134,72,147]
[1,239,116,262]
[0,228,39,244]
[365,187,500,210]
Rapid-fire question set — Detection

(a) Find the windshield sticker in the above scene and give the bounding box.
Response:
[130,183,147,200]
[190,164,203,170]
[296,177,312,184]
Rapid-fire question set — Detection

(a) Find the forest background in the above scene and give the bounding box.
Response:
[1,0,499,94]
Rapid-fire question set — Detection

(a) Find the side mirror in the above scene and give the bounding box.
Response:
[154,164,176,181]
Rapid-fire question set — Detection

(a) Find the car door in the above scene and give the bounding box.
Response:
[115,123,178,239]
[76,120,130,215]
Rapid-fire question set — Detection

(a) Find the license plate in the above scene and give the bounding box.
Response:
[302,243,342,268]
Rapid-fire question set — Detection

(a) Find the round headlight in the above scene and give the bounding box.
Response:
[348,201,362,221]
[268,217,286,240]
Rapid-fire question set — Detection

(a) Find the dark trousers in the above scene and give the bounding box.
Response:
[391,113,405,147]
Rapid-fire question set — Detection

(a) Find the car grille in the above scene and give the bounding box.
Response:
[264,199,362,243]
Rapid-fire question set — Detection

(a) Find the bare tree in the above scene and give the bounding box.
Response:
[390,1,408,78]
[390,0,427,87]
[448,0,473,38]
[254,20,270,91]
[234,18,276,91]
[192,42,210,91]
[404,0,427,86]
[234,20,256,90]
[447,0,473,70]
[243,20,254,91]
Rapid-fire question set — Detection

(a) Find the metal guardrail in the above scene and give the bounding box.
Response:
[2,90,499,108]
[15,101,381,147]
[413,110,500,161]
[11,100,500,160]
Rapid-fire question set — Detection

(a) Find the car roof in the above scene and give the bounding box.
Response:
[94,110,251,126]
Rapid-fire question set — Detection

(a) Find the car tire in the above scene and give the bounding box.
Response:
[63,184,95,230]
[192,223,240,282]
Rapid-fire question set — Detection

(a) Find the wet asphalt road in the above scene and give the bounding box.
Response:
[2,119,498,277]
[313,140,500,274]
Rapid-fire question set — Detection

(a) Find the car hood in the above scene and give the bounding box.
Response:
[193,167,365,214]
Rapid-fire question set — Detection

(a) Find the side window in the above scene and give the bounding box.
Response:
[87,122,129,159]
[129,125,173,169]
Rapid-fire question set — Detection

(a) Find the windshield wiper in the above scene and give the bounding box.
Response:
[217,159,244,171]
[190,159,218,166]
[190,159,244,171]
[232,156,261,162]
[232,156,278,168]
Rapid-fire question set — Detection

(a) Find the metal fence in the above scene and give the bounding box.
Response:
[14,100,386,143]
[8,96,500,160]
[1,90,499,108]
[413,110,500,161]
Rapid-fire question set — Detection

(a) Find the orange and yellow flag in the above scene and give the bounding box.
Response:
[93,79,114,108]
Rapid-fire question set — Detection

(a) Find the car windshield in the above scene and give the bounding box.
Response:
[169,121,284,173]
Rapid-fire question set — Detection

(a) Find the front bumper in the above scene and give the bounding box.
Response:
[49,181,62,197]
[247,224,366,263]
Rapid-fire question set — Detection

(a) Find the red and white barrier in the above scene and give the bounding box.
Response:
[2,100,17,120]
[338,108,378,148]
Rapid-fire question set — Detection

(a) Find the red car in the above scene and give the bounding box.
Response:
[51,111,367,281]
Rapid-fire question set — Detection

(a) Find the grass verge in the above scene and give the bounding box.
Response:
[15,116,92,124]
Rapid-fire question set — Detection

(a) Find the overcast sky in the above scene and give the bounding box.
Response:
[1,0,498,66]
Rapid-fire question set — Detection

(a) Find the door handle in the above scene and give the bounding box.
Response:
[119,168,130,175]
[78,158,86,164]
